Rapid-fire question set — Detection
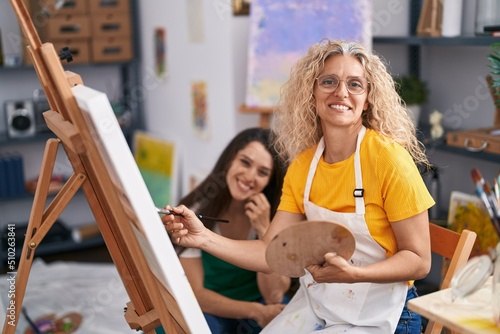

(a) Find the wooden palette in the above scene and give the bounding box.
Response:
[265,220,355,277]
[24,312,82,334]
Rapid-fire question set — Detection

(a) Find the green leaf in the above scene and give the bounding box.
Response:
[394,74,428,105]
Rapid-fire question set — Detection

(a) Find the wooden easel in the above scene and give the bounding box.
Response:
[3,1,193,333]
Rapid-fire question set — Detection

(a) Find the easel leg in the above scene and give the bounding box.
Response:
[2,139,84,334]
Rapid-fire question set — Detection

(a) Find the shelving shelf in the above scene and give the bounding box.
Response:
[374,27,500,164]
[0,0,142,266]
[0,124,135,147]
[427,142,500,164]
[0,235,105,272]
[0,132,56,146]
[418,126,499,164]
[374,35,500,46]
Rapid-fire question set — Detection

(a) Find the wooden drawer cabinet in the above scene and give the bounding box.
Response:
[26,0,133,64]
[91,37,132,63]
[35,0,88,15]
[44,15,91,40]
[89,0,130,14]
[91,13,131,37]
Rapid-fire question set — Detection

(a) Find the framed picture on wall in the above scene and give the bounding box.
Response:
[233,0,250,15]
[245,0,371,107]
[133,131,179,208]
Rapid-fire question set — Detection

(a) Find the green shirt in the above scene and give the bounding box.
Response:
[202,251,262,301]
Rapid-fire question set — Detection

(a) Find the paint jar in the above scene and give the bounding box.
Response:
[475,0,500,35]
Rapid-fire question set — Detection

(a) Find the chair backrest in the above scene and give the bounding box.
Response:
[424,223,477,334]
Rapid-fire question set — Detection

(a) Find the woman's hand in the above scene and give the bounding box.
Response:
[257,271,291,305]
[251,302,286,328]
[305,252,358,283]
[244,193,271,239]
[307,212,432,284]
[161,204,207,248]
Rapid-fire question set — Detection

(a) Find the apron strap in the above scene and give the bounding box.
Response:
[304,127,366,215]
[303,137,324,203]
[354,126,366,215]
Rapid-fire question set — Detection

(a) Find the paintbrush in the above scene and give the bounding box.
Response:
[471,168,500,237]
[471,168,495,216]
[484,182,500,218]
[472,168,500,217]
[494,175,500,207]
[156,207,229,223]
[496,172,500,206]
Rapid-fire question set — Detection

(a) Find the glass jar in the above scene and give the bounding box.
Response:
[475,0,500,35]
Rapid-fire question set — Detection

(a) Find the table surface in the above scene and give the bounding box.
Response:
[408,277,500,334]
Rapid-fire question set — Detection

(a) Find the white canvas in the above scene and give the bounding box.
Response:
[72,84,210,333]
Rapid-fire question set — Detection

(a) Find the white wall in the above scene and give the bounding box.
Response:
[137,1,259,200]
[138,0,498,216]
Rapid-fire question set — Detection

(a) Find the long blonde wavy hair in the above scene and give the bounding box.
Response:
[272,39,429,168]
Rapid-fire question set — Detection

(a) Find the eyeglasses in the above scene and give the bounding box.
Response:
[315,74,369,95]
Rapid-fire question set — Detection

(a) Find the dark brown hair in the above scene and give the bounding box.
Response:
[179,127,287,224]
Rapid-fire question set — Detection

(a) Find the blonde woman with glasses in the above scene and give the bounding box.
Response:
[163,39,435,333]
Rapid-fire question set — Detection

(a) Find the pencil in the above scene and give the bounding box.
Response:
[156,207,229,223]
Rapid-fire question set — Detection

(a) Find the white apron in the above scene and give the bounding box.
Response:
[263,127,408,333]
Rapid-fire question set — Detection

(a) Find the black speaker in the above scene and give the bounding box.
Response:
[33,88,51,133]
[5,100,36,138]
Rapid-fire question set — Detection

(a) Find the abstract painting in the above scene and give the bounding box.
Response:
[448,191,499,257]
[245,0,372,107]
[191,81,210,138]
[134,131,178,208]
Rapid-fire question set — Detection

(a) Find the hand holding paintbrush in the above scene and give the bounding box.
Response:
[156,207,229,223]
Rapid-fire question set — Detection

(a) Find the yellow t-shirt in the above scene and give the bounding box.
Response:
[278,128,435,258]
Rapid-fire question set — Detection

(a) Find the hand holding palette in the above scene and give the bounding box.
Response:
[265,220,355,277]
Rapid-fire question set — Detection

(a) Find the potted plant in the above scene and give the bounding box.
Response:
[486,42,500,127]
[394,73,429,127]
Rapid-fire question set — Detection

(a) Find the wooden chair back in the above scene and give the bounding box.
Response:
[424,223,477,334]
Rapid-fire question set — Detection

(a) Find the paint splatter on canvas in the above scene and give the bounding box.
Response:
[245,0,372,107]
